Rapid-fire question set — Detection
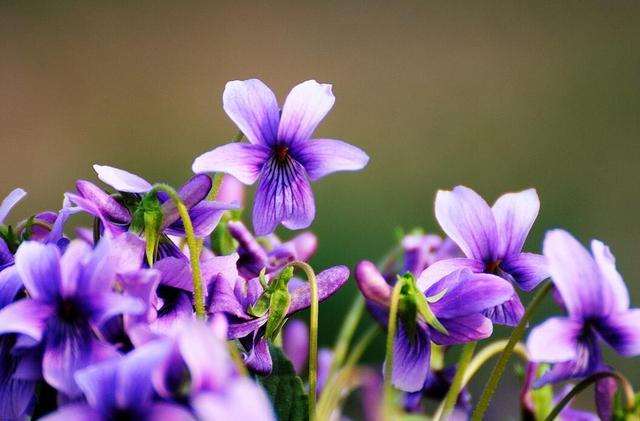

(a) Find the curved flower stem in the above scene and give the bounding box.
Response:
[15,218,53,237]
[150,183,206,320]
[289,261,319,421]
[227,341,249,377]
[462,340,528,388]
[317,324,379,420]
[383,278,406,419]
[544,371,635,421]
[327,294,366,383]
[434,342,477,421]
[472,281,553,421]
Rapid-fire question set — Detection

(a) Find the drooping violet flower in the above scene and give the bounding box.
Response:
[152,317,275,421]
[355,261,514,392]
[0,235,147,396]
[41,341,195,421]
[526,229,640,386]
[208,265,349,374]
[227,220,317,279]
[0,266,37,420]
[418,186,548,326]
[67,165,234,239]
[192,79,369,235]
[399,233,461,277]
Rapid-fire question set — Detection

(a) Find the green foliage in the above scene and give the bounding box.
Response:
[258,345,309,421]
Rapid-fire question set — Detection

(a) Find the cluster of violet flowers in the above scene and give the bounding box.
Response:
[0,79,638,421]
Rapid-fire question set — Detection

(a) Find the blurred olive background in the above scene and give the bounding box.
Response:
[2,1,640,417]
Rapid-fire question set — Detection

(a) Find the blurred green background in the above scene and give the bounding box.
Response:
[2,1,639,417]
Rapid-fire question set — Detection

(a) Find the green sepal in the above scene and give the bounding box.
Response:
[265,267,294,341]
[257,344,309,421]
[0,224,19,252]
[397,273,448,335]
[131,192,163,266]
[248,269,271,317]
[22,215,36,241]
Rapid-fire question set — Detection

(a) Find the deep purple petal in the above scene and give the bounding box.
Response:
[74,358,118,414]
[0,266,24,308]
[192,379,276,421]
[482,293,525,326]
[0,299,54,341]
[40,404,100,421]
[293,138,369,181]
[527,317,582,362]
[283,319,308,375]
[0,371,35,420]
[591,240,629,313]
[595,309,640,356]
[500,252,548,292]
[160,174,212,228]
[252,157,315,236]
[355,261,392,306]
[222,79,280,146]
[0,188,27,225]
[533,333,602,387]
[165,201,237,238]
[288,265,350,314]
[389,321,431,392]
[14,241,62,301]
[89,292,145,327]
[244,332,272,375]
[192,142,271,185]
[147,403,197,421]
[543,230,602,318]
[0,238,13,268]
[116,340,170,408]
[227,221,269,278]
[401,234,444,276]
[430,313,493,345]
[427,270,514,319]
[595,374,616,421]
[434,186,499,261]
[93,165,152,193]
[76,180,131,224]
[416,258,483,292]
[227,316,268,339]
[64,192,127,236]
[278,80,335,145]
[491,189,539,257]
[208,275,248,320]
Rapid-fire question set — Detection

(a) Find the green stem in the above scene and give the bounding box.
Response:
[327,294,366,383]
[383,277,406,419]
[462,340,528,388]
[434,342,477,421]
[544,371,635,421]
[227,341,249,377]
[289,261,319,421]
[472,282,553,421]
[150,184,206,320]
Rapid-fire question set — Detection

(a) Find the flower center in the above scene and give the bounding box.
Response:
[485,259,502,274]
[275,145,289,162]
[57,299,85,323]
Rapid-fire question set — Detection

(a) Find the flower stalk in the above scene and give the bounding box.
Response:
[382,277,406,419]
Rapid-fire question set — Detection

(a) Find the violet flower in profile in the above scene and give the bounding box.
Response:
[527,229,640,386]
[192,79,369,235]
[0,188,27,268]
[418,186,548,326]
[355,261,514,392]
[0,235,146,396]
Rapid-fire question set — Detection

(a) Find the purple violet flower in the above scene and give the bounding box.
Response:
[355,261,514,392]
[192,79,369,235]
[208,265,350,374]
[526,229,640,386]
[418,186,549,326]
[0,235,147,396]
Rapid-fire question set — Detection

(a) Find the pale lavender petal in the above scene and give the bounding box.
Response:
[93,164,152,193]
[293,138,369,181]
[389,321,431,392]
[201,252,239,289]
[491,189,540,257]
[109,232,146,273]
[0,188,26,224]
[161,174,212,228]
[14,241,62,301]
[355,261,392,306]
[227,316,268,339]
[228,220,269,278]
[64,192,127,236]
[427,270,514,319]
[416,258,483,292]
[216,175,245,206]
[154,257,193,291]
[222,79,280,146]
[401,234,444,275]
[252,157,315,235]
[430,313,493,345]
[90,292,145,327]
[79,235,119,294]
[533,334,602,387]
[283,319,308,375]
[0,266,23,308]
[595,309,640,356]
[543,230,601,318]
[482,293,525,326]
[192,143,271,184]
[591,240,629,313]
[500,252,548,292]
[288,265,350,314]
[116,340,170,407]
[208,274,249,320]
[76,180,131,223]
[527,317,582,362]
[434,186,499,261]
[119,269,161,330]
[165,201,237,237]
[278,80,335,145]
[59,241,92,298]
[0,299,54,341]
[147,403,196,420]
[74,358,118,414]
[317,349,333,393]
[192,379,276,421]
[40,404,100,421]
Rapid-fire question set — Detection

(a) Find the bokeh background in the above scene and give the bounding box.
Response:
[2,1,639,418]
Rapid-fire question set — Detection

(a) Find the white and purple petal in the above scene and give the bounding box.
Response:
[0,188,27,225]
[526,317,583,363]
[93,164,152,193]
[389,321,431,392]
[491,189,540,258]
[277,80,335,145]
[192,142,271,185]
[293,138,369,181]
[500,252,548,292]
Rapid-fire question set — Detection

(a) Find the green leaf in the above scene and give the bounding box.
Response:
[210,219,237,255]
[258,345,309,421]
[531,365,553,421]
